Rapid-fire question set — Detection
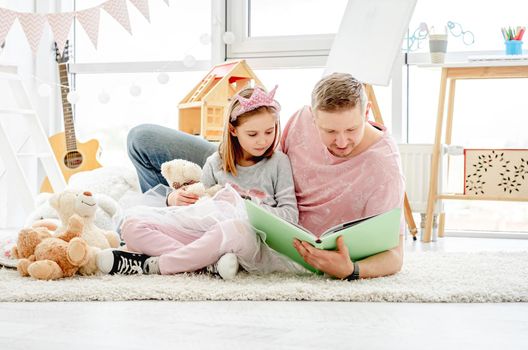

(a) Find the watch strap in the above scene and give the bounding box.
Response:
[345,261,360,281]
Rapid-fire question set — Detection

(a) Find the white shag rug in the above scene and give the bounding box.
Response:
[1,251,527,303]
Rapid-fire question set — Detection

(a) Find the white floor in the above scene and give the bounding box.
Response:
[1,235,528,350]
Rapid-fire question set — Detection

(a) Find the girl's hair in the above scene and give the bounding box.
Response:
[219,87,281,176]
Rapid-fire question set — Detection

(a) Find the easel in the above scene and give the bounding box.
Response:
[365,84,418,240]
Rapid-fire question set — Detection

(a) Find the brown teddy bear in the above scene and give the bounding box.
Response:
[12,214,100,280]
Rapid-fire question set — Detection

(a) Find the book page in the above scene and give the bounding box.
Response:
[321,213,378,237]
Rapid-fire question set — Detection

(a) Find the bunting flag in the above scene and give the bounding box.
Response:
[129,0,150,22]
[0,0,170,55]
[76,7,101,49]
[46,12,74,55]
[102,0,132,35]
[0,8,16,45]
[17,13,46,55]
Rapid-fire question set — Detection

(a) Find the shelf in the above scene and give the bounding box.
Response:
[438,194,528,202]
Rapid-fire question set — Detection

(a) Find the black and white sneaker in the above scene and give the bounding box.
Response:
[97,249,159,275]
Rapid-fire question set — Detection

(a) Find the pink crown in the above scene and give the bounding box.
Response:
[230,85,281,121]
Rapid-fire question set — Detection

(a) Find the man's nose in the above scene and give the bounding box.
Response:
[335,134,348,147]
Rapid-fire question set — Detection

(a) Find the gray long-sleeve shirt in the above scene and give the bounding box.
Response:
[201,151,298,224]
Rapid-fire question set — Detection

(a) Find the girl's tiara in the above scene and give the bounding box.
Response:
[230,85,281,122]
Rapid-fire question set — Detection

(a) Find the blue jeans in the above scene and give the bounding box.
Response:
[127,124,217,192]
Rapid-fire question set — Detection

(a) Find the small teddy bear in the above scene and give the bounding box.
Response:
[48,189,121,250]
[12,214,100,280]
[161,159,222,198]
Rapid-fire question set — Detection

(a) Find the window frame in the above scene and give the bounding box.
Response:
[226,0,333,64]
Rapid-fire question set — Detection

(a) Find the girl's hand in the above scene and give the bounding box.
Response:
[167,188,199,206]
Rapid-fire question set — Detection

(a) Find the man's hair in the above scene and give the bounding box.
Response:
[311,73,367,113]
[219,87,280,176]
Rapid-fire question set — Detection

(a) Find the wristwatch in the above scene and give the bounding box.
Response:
[345,261,360,281]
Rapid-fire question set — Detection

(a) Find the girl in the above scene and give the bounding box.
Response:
[97,86,301,279]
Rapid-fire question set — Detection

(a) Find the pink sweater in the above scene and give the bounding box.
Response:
[281,106,405,237]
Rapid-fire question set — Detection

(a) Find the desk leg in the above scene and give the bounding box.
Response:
[424,69,448,242]
[438,79,457,238]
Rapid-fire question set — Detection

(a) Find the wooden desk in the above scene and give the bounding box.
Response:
[423,61,528,242]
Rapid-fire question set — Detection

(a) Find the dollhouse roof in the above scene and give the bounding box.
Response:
[179,59,262,106]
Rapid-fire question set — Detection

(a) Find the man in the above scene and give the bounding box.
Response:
[127,73,405,280]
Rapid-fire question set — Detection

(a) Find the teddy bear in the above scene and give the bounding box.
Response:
[12,214,100,280]
[24,191,121,232]
[161,159,222,198]
[47,189,121,250]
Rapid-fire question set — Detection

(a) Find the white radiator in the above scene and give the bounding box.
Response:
[398,144,448,214]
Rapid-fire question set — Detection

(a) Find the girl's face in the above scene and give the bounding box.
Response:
[230,111,277,160]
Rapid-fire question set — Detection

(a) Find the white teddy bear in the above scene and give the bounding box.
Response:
[48,189,121,250]
[25,192,121,232]
[160,159,222,198]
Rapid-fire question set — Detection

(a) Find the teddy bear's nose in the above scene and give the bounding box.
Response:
[83,191,93,196]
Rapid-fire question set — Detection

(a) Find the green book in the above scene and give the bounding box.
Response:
[245,200,401,273]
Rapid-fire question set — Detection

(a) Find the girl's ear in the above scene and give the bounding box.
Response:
[229,125,237,137]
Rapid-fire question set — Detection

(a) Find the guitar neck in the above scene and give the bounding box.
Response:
[58,63,77,151]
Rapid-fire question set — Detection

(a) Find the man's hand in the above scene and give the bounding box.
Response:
[167,188,199,206]
[293,236,354,279]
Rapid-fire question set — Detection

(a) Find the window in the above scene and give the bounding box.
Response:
[253,68,324,126]
[408,0,528,52]
[71,0,212,167]
[74,0,211,62]
[227,0,346,60]
[74,71,207,167]
[249,0,347,37]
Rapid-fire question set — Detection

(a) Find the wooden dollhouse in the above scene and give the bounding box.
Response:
[178,60,264,141]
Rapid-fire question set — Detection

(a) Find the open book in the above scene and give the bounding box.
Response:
[245,200,401,273]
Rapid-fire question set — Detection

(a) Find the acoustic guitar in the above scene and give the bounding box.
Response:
[40,41,102,193]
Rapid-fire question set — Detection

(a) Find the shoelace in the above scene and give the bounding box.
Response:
[205,262,218,275]
[116,255,144,274]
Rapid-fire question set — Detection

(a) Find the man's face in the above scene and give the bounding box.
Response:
[314,106,368,158]
[230,111,277,159]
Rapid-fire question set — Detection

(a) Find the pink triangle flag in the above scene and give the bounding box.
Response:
[102,0,132,34]
[17,13,46,55]
[76,7,101,49]
[47,12,74,56]
[0,8,16,46]
[129,0,150,22]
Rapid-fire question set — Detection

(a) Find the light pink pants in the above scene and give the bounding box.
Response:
[120,217,260,275]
